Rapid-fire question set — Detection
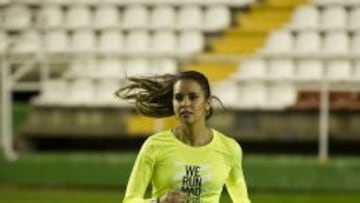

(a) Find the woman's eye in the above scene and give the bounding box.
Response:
[189,94,198,100]
[174,95,183,101]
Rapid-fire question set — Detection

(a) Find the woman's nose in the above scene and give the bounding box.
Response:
[180,97,190,106]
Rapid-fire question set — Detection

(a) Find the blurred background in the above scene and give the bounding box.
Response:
[1,0,360,202]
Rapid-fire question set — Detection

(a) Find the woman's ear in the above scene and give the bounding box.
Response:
[206,99,211,111]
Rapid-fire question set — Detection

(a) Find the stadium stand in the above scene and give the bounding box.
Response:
[1,0,360,150]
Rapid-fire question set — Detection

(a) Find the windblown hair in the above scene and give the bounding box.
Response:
[115,71,222,119]
[115,74,176,117]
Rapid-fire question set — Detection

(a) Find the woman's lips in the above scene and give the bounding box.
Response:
[180,111,192,117]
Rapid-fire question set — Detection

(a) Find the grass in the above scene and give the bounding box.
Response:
[0,188,122,203]
[1,188,360,203]
[1,153,360,192]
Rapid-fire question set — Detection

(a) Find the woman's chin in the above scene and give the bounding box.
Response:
[180,116,194,124]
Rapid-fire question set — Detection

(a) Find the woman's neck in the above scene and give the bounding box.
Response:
[175,122,213,147]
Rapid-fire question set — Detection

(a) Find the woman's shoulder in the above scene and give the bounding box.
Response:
[144,129,174,144]
[213,129,242,153]
[213,129,238,145]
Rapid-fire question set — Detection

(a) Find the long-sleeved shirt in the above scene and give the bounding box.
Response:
[123,129,251,203]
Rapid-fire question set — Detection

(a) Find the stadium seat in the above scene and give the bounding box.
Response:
[41,5,64,28]
[322,31,349,54]
[351,32,360,54]
[33,79,69,106]
[296,59,324,82]
[203,5,231,32]
[45,0,71,3]
[238,82,267,109]
[266,83,297,110]
[267,59,296,80]
[212,81,241,109]
[150,5,176,30]
[314,0,349,6]
[98,30,124,53]
[0,0,11,5]
[261,29,293,54]
[71,30,96,53]
[349,7,360,30]
[125,30,150,54]
[65,59,97,78]
[226,0,257,7]
[177,5,203,30]
[294,30,321,54]
[67,78,95,106]
[234,58,267,80]
[4,5,32,30]
[122,5,149,29]
[93,79,122,106]
[320,5,347,30]
[354,60,360,81]
[123,58,152,77]
[12,30,41,54]
[326,59,352,82]
[151,30,177,54]
[290,91,320,110]
[96,58,123,78]
[289,5,319,30]
[65,5,92,29]
[178,31,204,55]
[44,30,70,53]
[93,5,120,29]
[0,31,7,53]
[152,58,178,74]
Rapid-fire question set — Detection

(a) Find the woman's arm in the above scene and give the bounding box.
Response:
[123,138,156,203]
[225,143,251,203]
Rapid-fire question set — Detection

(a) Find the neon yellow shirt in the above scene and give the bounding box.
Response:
[123,129,251,203]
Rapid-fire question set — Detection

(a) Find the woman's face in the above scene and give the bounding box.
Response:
[172,79,209,124]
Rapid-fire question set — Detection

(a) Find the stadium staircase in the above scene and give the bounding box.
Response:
[185,0,310,82]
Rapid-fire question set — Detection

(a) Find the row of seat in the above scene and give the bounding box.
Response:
[261,29,360,54]
[0,0,255,6]
[0,30,204,55]
[33,78,127,107]
[293,90,360,111]
[63,58,178,79]
[0,5,231,32]
[33,78,297,110]
[314,0,360,6]
[5,28,360,56]
[213,81,297,110]
[234,58,360,82]
[289,4,360,30]
[61,56,360,86]
[214,80,360,110]
[35,58,360,110]
[33,56,178,106]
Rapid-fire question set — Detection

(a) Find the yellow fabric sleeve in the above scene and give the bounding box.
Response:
[123,139,155,203]
[225,142,251,203]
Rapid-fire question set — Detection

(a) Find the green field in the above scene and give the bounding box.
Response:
[1,188,360,203]
[1,153,360,202]
[1,153,360,191]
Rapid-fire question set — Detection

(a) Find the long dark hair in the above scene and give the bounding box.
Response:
[115,70,221,119]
